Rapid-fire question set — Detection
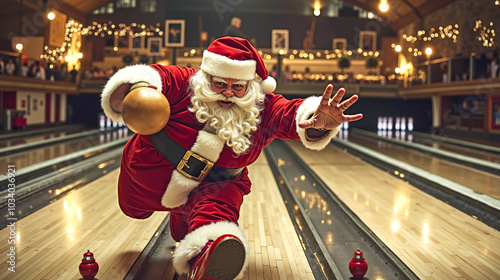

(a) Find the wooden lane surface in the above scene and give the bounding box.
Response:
[348,133,500,200]
[0,169,167,280]
[177,155,316,280]
[241,155,315,280]
[1,154,315,280]
[287,140,500,279]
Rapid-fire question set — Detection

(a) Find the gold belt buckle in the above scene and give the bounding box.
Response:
[176,150,214,182]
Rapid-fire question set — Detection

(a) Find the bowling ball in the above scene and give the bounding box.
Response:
[122,86,170,135]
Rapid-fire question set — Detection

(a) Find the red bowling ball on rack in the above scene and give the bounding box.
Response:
[349,248,368,279]
[79,250,99,279]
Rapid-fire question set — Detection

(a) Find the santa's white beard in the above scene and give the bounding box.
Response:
[189,72,264,155]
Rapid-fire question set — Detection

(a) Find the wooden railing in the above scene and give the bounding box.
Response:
[0,75,78,94]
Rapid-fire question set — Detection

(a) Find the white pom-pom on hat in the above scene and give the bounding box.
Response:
[260,76,276,93]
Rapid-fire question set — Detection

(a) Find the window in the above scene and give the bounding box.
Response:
[141,0,157,13]
[92,3,114,14]
[353,6,380,19]
[116,0,136,9]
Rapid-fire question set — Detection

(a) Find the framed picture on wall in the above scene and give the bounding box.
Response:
[333,38,347,51]
[359,31,376,51]
[165,19,185,47]
[272,29,289,54]
[147,37,162,56]
[491,96,500,130]
[48,10,67,47]
[129,35,144,51]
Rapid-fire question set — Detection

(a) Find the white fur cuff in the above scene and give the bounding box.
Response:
[101,64,163,123]
[295,96,340,150]
[172,221,249,279]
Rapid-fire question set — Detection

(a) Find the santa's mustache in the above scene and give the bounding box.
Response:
[202,91,242,106]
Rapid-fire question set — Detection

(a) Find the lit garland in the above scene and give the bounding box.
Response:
[42,20,164,63]
[282,49,379,60]
[402,24,459,44]
[181,48,383,83]
[183,48,380,60]
[473,20,495,47]
[80,21,163,38]
[392,24,460,57]
[390,43,424,57]
[41,19,83,63]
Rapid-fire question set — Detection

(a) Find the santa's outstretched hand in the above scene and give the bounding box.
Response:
[298,84,363,130]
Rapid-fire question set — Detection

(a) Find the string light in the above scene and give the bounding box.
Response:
[42,20,164,63]
[473,20,495,47]
[81,21,163,38]
[402,24,459,45]
[392,24,459,57]
[42,19,83,63]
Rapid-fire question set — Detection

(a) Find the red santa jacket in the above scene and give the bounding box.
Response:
[101,64,339,216]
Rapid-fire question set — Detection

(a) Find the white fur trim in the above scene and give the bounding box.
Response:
[172,221,249,279]
[295,96,340,150]
[161,131,225,208]
[101,64,163,123]
[260,76,276,93]
[201,50,257,80]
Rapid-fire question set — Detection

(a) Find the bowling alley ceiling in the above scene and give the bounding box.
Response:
[5,0,457,31]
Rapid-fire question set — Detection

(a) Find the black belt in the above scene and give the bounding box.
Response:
[149,130,244,182]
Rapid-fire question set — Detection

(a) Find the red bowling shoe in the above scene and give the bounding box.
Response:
[187,234,246,280]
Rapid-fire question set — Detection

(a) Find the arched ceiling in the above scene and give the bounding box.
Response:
[4,0,457,31]
[343,0,458,30]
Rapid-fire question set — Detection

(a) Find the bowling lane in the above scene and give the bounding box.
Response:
[232,155,316,279]
[388,131,500,163]
[0,128,130,170]
[0,168,168,280]
[0,127,89,149]
[287,140,500,280]
[0,154,316,280]
[346,131,500,200]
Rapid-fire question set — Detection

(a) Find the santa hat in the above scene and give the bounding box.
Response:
[200,37,276,93]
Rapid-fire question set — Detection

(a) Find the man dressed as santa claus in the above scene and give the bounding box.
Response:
[101,37,362,280]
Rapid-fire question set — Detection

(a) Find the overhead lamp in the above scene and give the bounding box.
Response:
[379,0,389,12]
[16,43,23,52]
[395,45,402,52]
[425,47,432,56]
[47,11,55,20]
[314,1,321,16]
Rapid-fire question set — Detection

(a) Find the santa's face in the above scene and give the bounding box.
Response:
[189,71,264,155]
[210,76,248,107]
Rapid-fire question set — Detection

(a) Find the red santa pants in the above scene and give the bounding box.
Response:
[169,176,250,242]
[118,166,251,242]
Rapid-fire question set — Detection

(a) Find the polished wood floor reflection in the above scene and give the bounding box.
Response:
[0,155,315,280]
[0,169,167,280]
[288,140,500,279]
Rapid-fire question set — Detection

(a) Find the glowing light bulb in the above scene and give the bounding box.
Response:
[425,47,432,56]
[47,11,55,20]
[379,0,389,12]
